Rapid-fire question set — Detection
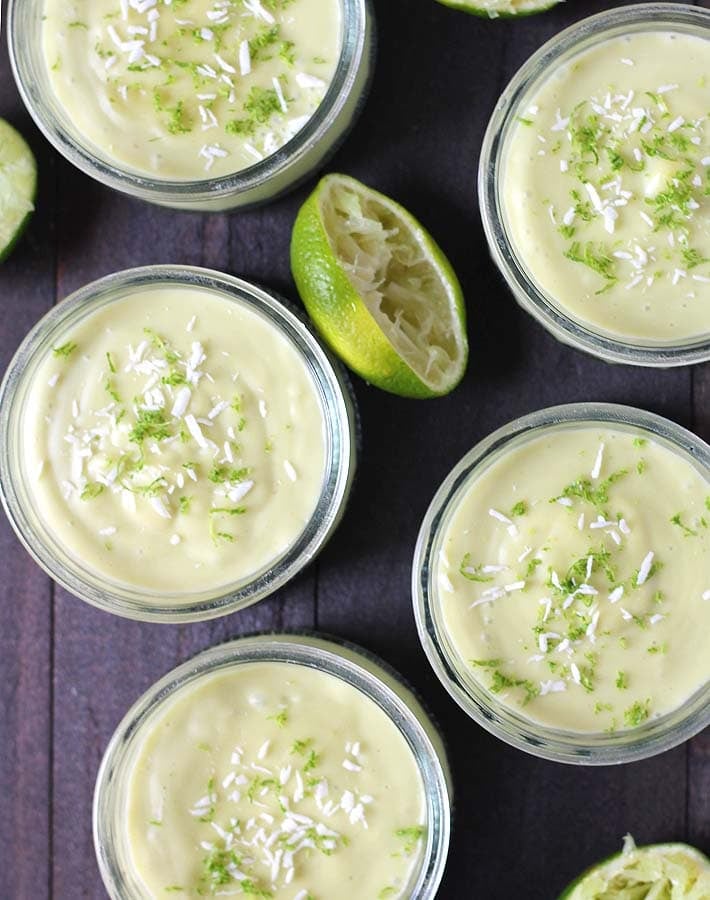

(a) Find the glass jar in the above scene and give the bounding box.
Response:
[0,265,357,622]
[93,633,452,898]
[478,3,710,366]
[8,0,374,211]
[413,402,710,764]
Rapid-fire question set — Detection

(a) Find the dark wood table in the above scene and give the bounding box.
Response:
[2,0,709,896]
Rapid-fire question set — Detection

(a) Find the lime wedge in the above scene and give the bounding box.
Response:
[0,119,36,263]
[560,836,710,900]
[436,0,562,16]
[290,173,468,399]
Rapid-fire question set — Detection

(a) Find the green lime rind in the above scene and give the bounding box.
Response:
[0,119,36,264]
[435,0,562,17]
[559,841,710,900]
[290,173,468,400]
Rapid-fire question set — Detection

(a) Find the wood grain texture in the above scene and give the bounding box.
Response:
[690,360,710,852]
[0,0,708,897]
[0,6,56,896]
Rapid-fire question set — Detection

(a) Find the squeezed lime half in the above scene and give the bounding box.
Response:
[290,173,468,399]
[0,118,36,263]
[436,0,562,16]
[560,836,710,900]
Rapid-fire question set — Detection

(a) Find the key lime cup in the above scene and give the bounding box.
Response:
[93,634,452,900]
[479,4,710,366]
[413,403,710,764]
[0,266,357,622]
[7,0,373,211]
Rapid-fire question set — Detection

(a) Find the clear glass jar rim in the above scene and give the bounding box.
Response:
[413,402,710,765]
[7,0,371,199]
[0,265,357,622]
[92,633,452,900]
[478,3,710,367]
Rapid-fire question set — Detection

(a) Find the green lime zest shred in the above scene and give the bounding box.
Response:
[459,553,493,583]
[208,465,250,484]
[624,699,651,727]
[303,749,320,772]
[552,469,628,511]
[394,825,426,855]
[267,709,288,728]
[104,378,121,403]
[472,662,539,705]
[670,512,698,537]
[129,408,171,444]
[80,482,105,500]
[53,341,77,358]
[563,241,617,288]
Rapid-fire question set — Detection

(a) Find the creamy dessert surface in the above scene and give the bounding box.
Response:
[437,427,710,733]
[502,31,710,341]
[24,287,326,596]
[125,662,428,898]
[42,0,341,178]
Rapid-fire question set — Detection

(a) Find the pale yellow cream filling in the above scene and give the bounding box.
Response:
[437,427,710,732]
[503,31,710,341]
[42,0,341,179]
[125,662,428,898]
[24,287,326,597]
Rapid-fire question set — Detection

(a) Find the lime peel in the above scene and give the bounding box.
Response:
[0,119,36,263]
[291,173,468,399]
[560,835,710,899]
[436,0,563,17]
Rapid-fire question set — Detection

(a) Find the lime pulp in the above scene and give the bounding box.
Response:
[290,173,468,399]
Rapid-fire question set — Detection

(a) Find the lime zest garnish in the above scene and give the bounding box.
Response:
[459,553,494,583]
[129,408,171,444]
[552,469,628,511]
[290,738,313,756]
[670,512,698,537]
[624,699,651,727]
[208,465,250,484]
[104,378,121,403]
[53,341,77,358]
[394,825,426,855]
[303,749,320,771]
[267,709,288,728]
[471,661,539,705]
[80,482,105,500]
